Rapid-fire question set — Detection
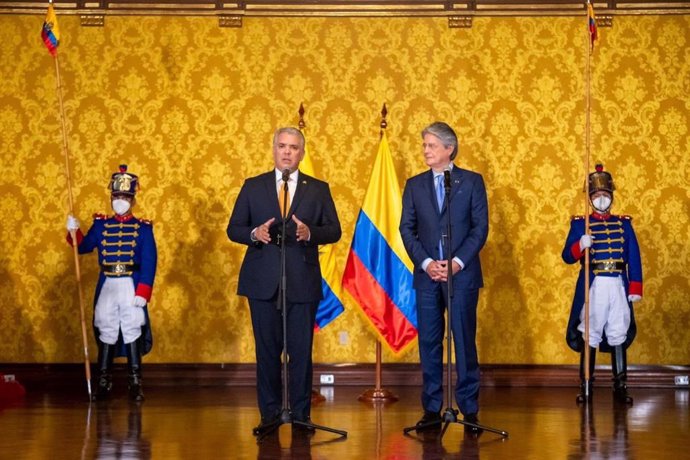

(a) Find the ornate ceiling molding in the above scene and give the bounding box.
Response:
[2,1,690,18]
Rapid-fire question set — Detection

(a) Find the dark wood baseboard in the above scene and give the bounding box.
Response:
[2,363,689,390]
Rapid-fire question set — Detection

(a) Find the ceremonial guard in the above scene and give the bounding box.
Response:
[67,165,157,401]
[562,164,642,405]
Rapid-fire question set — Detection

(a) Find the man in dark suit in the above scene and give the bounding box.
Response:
[227,127,341,434]
[400,121,489,433]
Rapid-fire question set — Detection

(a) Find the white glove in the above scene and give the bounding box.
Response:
[133,295,147,308]
[66,214,80,232]
[579,234,593,251]
[627,294,642,303]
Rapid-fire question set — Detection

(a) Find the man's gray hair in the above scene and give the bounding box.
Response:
[422,121,458,160]
[273,127,305,150]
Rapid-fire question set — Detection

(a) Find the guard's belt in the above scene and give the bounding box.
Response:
[591,261,625,272]
[101,263,140,276]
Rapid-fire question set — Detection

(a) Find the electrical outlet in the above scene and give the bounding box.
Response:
[674,375,689,386]
[320,374,335,385]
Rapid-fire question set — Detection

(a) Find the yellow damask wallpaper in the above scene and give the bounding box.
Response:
[0,14,688,365]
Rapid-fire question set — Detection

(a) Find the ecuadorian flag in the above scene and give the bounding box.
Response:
[342,132,417,353]
[587,0,598,51]
[299,131,345,331]
[41,2,60,57]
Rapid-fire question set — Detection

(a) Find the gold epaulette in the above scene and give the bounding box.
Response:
[93,213,109,220]
[571,215,584,221]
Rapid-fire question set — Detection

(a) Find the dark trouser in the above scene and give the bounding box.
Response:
[416,285,480,416]
[248,298,318,421]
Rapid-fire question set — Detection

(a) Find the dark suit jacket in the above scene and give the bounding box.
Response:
[227,170,341,303]
[400,165,489,291]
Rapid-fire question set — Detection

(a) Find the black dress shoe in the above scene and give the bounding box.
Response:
[253,414,281,436]
[464,413,484,434]
[415,411,442,430]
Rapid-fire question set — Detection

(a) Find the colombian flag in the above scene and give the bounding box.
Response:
[587,0,598,52]
[342,132,417,353]
[41,2,60,56]
[299,131,345,331]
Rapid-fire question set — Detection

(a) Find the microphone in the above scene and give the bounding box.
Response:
[443,167,451,189]
[282,169,291,193]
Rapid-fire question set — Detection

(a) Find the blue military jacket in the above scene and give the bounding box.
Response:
[69,213,157,355]
[562,213,643,352]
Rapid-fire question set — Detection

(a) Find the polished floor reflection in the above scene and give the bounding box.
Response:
[0,385,687,459]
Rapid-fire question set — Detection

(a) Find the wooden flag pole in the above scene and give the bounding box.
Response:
[54,52,92,399]
[583,0,595,391]
[359,104,398,404]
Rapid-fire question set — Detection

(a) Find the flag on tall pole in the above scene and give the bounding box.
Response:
[582,0,600,396]
[297,106,345,331]
[41,1,93,398]
[587,0,598,52]
[41,1,60,56]
[342,129,417,354]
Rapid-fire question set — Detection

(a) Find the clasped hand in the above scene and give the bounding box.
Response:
[426,260,460,282]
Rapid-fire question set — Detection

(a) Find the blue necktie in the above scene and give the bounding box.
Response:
[436,175,445,258]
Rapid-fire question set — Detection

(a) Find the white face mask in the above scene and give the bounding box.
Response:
[592,195,612,212]
[112,198,131,216]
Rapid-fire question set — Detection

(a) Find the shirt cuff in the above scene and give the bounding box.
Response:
[421,258,433,272]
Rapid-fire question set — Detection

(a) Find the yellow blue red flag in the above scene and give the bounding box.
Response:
[299,131,345,331]
[587,0,598,52]
[41,2,60,56]
[342,132,417,353]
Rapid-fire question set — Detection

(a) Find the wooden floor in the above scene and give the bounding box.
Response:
[0,383,687,459]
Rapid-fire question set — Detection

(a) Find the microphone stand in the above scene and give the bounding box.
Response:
[404,169,508,440]
[255,170,347,442]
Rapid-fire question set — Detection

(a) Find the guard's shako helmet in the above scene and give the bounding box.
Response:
[109,164,139,196]
[588,163,614,213]
[588,163,615,196]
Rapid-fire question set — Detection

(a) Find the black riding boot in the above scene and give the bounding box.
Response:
[576,346,597,404]
[126,340,145,402]
[611,345,633,405]
[93,341,115,401]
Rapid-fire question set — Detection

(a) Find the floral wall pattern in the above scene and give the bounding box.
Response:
[0,14,688,364]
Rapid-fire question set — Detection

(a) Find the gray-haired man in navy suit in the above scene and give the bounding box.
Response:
[400,121,489,433]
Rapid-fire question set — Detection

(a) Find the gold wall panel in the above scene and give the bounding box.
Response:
[0,14,688,365]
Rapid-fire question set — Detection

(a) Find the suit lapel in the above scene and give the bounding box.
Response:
[290,172,311,217]
[449,166,463,202]
[439,166,463,215]
[263,171,282,216]
[424,170,441,215]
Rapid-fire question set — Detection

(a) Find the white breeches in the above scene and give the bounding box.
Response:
[578,276,630,347]
[94,277,145,345]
